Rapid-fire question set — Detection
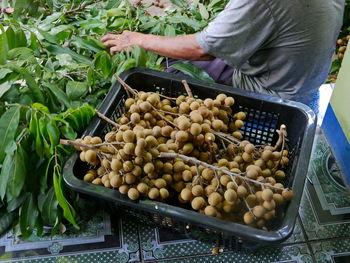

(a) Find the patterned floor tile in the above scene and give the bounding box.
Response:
[0,205,140,263]
[299,133,350,241]
[310,238,350,263]
[144,243,313,263]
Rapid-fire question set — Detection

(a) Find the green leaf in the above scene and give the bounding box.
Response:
[0,210,16,237]
[7,47,33,60]
[44,44,91,64]
[44,83,72,109]
[19,193,38,239]
[7,192,30,212]
[0,68,12,79]
[164,25,176,36]
[170,0,187,7]
[38,29,59,45]
[60,124,77,140]
[42,187,58,226]
[7,146,27,201]
[330,60,341,74]
[47,120,60,153]
[107,8,124,17]
[198,3,209,20]
[94,51,112,78]
[22,69,46,104]
[170,62,215,83]
[32,103,50,114]
[71,37,106,53]
[0,25,9,64]
[116,58,136,75]
[30,32,40,50]
[105,0,122,9]
[0,81,13,99]
[66,81,88,100]
[0,142,17,200]
[6,25,27,50]
[0,107,20,163]
[132,46,147,67]
[53,166,79,229]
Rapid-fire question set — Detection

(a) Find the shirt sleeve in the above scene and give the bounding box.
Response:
[196,0,276,67]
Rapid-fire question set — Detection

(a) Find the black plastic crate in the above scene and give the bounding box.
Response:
[63,67,316,250]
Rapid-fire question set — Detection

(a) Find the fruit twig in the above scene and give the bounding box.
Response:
[64,0,100,14]
[182,80,193,98]
[60,139,125,149]
[94,109,120,128]
[114,74,138,97]
[151,105,179,128]
[212,131,241,145]
[159,152,289,191]
[273,124,287,150]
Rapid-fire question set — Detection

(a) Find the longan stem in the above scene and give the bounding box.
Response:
[212,131,241,146]
[60,139,125,149]
[114,74,138,97]
[273,124,287,150]
[94,109,120,128]
[159,152,289,191]
[181,80,193,98]
[157,93,177,101]
[151,105,179,128]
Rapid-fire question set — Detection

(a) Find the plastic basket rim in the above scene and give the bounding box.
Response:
[63,67,316,245]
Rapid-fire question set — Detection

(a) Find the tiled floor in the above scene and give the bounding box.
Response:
[1,84,349,263]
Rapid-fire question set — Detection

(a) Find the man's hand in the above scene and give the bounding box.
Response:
[101,31,143,55]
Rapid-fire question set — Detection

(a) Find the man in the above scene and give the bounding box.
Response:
[101,0,344,104]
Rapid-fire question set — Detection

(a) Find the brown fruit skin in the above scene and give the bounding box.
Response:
[243,212,255,225]
[204,206,217,217]
[128,188,140,200]
[262,189,273,201]
[208,192,222,206]
[180,188,193,201]
[191,197,205,210]
[148,188,160,199]
[253,205,266,218]
[160,188,169,199]
[224,189,237,202]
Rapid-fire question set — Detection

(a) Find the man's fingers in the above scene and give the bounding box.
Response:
[102,40,118,47]
[101,34,118,42]
[110,46,122,55]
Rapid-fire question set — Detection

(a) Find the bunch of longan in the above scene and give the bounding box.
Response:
[72,90,293,230]
[336,36,349,61]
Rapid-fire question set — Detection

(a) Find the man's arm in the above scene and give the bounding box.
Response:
[101,31,214,61]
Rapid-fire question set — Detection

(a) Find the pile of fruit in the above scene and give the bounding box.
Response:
[336,35,349,61]
[62,81,293,230]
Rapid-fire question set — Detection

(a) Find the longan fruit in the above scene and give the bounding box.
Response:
[253,205,266,218]
[282,190,293,201]
[123,143,135,155]
[242,152,253,163]
[243,212,255,225]
[182,143,194,155]
[148,188,160,199]
[101,174,109,184]
[212,119,224,131]
[204,185,215,196]
[219,175,231,186]
[191,197,205,210]
[275,170,286,180]
[190,101,200,111]
[272,151,281,161]
[160,188,169,199]
[123,161,133,172]
[232,131,243,139]
[235,111,246,120]
[180,188,193,201]
[204,98,213,108]
[163,162,173,173]
[246,194,257,207]
[85,150,97,163]
[173,181,185,192]
[128,188,140,200]
[90,136,102,145]
[190,123,202,136]
[190,112,203,123]
[144,162,155,174]
[246,169,258,179]
[161,126,173,137]
[178,117,191,131]
[201,168,214,181]
[201,123,211,133]
[155,178,167,189]
[134,156,143,165]
[224,97,235,107]
[263,210,275,220]
[179,102,190,114]
[173,161,185,172]
[281,156,289,166]
[125,98,135,109]
[262,189,273,201]
[244,144,255,154]
[266,177,276,185]
[79,151,86,162]
[224,189,237,202]
[125,173,136,184]
[130,112,140,124]
[266,160,275,169]
[261,150,272,161]
[92,178,103,185]
[182,170,193,181]
[191,185,203,197]
[273,193,284,205]
[176,131,189,143]
[204,206,217,217]
[237,185,248,198]
[261,169,272,177]
[110,175,122,188]
[204,133,215,143]
[216,93,227,103]
[97,166,106,176]
[263,199,276,211]
[83,173,95,182]
[83,135,92,144]
[208,192,222,206]
[123,130,135,143]
[137,183,149,195]
[235,120,244,128]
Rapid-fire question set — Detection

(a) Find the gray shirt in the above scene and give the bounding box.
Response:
[196,0,344,99]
